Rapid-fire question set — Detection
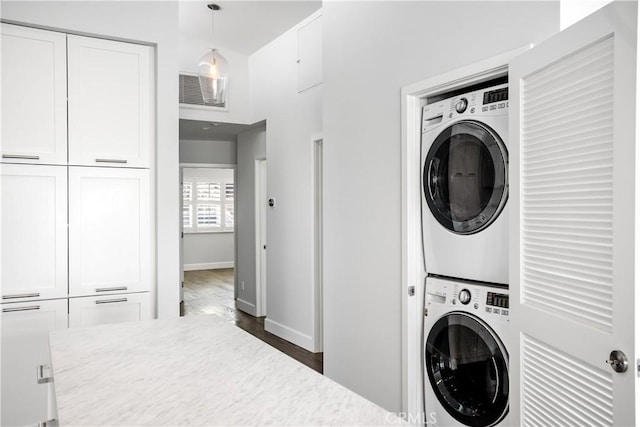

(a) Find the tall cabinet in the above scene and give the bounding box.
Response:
[1,23,154,426]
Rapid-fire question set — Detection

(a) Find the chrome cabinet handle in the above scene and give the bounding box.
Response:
[2,154,40,160]
[3,305,40,313]
[95,158,127,164]
[36,364,53,384]
[3,292,40,300]
[96,298,128,305]
[95,286,127,292]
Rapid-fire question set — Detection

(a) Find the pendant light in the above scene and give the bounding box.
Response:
[198,3,229,106]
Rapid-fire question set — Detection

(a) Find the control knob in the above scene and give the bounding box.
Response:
[455,98,468,114]
[458,289,471,305]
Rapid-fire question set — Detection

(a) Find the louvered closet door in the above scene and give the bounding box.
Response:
[509,2,637,426]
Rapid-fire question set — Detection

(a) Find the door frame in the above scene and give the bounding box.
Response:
[255,158,268,317]
[178,162,237,307]
[400,47,529,423]
[312,134,324,353]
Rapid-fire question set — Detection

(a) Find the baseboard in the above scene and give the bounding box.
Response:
[235,298,256,316]
[183,262,234,271]
[264,318,314,352]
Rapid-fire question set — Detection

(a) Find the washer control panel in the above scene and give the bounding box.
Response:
[421,83,508,134]
[425,276,509,318]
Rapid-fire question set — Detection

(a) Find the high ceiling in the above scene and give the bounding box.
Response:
[179,0,322,55]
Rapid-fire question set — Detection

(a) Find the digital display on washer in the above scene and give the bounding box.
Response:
[486,292,509,308]
[483,88,508,105]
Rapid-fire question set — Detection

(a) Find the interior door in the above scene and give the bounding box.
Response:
[509,2,637,425]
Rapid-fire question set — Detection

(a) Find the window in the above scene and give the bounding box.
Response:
[182,168,234,233]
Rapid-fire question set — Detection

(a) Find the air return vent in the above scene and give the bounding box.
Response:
[179,74,226,108]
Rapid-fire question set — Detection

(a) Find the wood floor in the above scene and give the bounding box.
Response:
[182,269,323,374]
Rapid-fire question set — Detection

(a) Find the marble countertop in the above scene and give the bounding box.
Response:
[49,315,403,426]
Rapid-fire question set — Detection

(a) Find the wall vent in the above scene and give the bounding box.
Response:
[179,74,225,108]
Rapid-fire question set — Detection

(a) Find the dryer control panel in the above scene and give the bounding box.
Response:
[421,83,509,134]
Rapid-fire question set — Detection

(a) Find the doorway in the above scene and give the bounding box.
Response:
[180,165,236,317]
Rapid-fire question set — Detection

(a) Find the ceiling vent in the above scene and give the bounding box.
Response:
[179,74,226,108]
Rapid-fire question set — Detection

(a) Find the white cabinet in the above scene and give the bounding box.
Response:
[1,299,67,426]
[69,293,150,327]
[1,164,68,301]
[297,16,322,93]
[69,167,150,296]
[68,35,152,168]
[1,24,67,165]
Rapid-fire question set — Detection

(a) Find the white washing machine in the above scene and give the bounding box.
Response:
[423,275,509,427]
[421,83,509,285]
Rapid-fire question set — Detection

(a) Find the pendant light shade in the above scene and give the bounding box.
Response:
[198,4,228,106]
[198,48,228,106]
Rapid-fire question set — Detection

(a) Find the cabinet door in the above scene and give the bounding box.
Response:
[1,299,67,426]
[509,2,637,425]
[1,24,67,165]
[68,293,150,327]
[68,35,152,168]
[69,167,150,295]
[1,164,68,301]
[297,16,322,93]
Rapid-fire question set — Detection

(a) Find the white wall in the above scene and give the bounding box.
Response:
[180,139,237,164]
[236,124,266,315]
[249,12,322,351]
[1,1,180,319]
[183,233,234,270]
[322,1,559,412]
[560,0,613,29]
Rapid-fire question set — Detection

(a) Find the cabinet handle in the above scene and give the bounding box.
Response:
[3,305,40,313]
[38,419,58,427]
[3,292,40,300]
[95,158,128,164]
[2,154,40,160]
[96,298,128,305]
[95,286,127,292]
[36,364,53,384]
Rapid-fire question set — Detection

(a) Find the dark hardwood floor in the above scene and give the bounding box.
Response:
[182,269,323,374]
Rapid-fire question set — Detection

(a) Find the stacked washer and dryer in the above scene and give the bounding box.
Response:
[421,83,511,427]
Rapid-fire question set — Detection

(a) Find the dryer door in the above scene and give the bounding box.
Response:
[423,120,507,234]
[425,312,509,427]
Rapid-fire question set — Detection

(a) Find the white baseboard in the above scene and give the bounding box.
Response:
[183,262,234,271]
[235,298,256,316]
[264,318,315,352]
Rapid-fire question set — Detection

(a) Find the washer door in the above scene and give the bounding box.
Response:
[423,120,507,234]
[425,312,509,427]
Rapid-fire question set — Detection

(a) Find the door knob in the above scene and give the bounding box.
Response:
[606,350,628,373]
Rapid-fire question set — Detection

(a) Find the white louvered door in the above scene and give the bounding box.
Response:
[509,2,638,426]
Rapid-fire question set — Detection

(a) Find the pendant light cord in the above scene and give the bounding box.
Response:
[211,8,215,48]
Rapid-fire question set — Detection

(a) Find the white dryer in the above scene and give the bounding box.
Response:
[421,83,509,285]
[423,275,509,427]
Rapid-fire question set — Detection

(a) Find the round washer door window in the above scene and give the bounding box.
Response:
[423,120,507,234]
[425,312,509,427]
